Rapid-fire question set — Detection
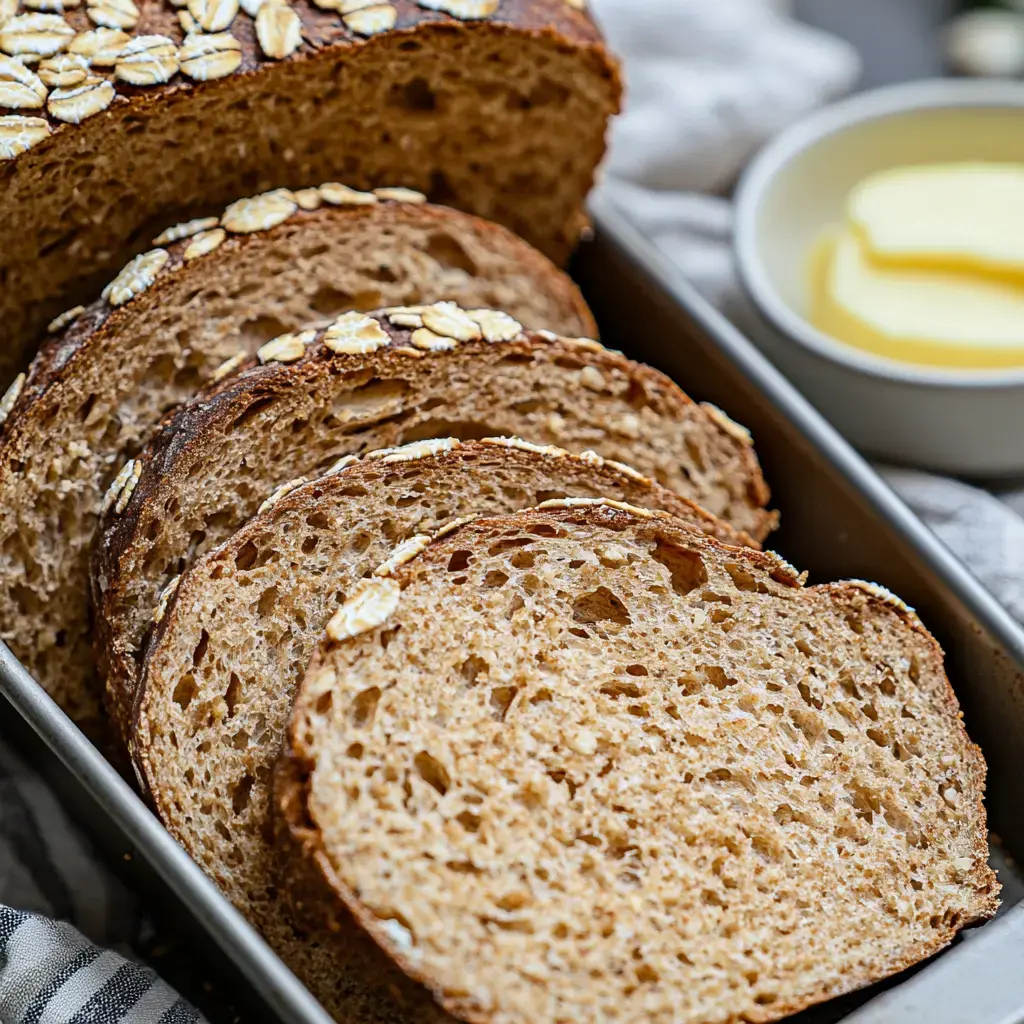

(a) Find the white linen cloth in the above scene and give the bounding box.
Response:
[590,0,1024,625]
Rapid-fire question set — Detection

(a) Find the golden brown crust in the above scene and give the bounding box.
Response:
[0,1,621,372]
[286,502,999,1024]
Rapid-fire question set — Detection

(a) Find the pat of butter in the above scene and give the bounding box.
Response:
[812,230,1024,369]
[809,162,1024,370]
[848,163,1024,279]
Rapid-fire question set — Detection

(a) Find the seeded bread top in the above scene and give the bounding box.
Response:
[0,183,595,440]
[0,0,601,155]
[286,500,998,1024]
[0,0,620,375]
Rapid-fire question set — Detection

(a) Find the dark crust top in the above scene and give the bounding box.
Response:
[0,195,596,448]
[284,501,999,1024]
[0,1,615,139]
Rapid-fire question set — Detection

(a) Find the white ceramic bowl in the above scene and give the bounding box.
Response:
[735,79,1024,476]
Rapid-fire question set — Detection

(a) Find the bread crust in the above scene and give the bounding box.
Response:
[0,1,621,373]
[284,502,999,1024]
[95,313,775,746]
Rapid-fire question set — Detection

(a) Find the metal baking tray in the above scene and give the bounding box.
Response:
[2,192,1024,1024]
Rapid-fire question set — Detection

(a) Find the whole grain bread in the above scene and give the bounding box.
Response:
[94,306,775,745]
[131,437,742,1017]
[0,0,620,380]
[0,201,591,740]
[285,501,999,1024]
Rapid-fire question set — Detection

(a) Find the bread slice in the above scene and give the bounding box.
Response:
[0,198,592,739]
[0,0,620,378]
[284,500,999,1024]
[130,437,742,1015]
[95,307,775,745]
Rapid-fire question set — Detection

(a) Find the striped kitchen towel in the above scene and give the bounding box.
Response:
[0,908,205,1023]
[0,743,207,1024]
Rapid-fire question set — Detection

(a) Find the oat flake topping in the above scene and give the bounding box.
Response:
[466,308,522,343]
[153,216,220,246]
[417,0,498,18]
[47,304,84,332]
[183,227,226,260]
[68,27,128,65]
[421,301,482,342]
[25,0,83,10]
[222,188,297,233]
[86,0,140,31]
[256,330,314,363]
[211,349,248,382]
[255,0,300,59]
[319,181,377,206]
[187,0,238,33]
[373,186,427,204]
[343,3,395,34]
[0,56,48,109]
[0,372,25,428]
[37,52,89,86]
[0,13,75,58]
[47,75,115,123]
[114,34,178,86]
[259,474,309,513]
[410,326,457,351]
[323,311,389,354]
[326,577,400,642]
[0,113,49,158]
[293,187,322,211]
[178,31,241,80]
[102,248,169,306]
[0,0,16,24]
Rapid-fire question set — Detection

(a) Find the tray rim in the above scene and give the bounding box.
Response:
[1,199,1023,1024]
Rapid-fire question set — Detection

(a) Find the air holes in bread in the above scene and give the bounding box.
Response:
[425,232,478,276]
[448,550,472,573]
[652,540,707,597]
[414,751,450,796]
[350,687,380,729]
[172,674,197,710]
[572,587,630,626]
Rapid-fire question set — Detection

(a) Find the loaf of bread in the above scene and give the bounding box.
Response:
[130,437,742,1016]
[284,500,999,1024]
[0,0,621,378]
[0,195,592,738]
[94,306,774,745]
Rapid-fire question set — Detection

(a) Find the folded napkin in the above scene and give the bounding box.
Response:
[591,0,1024,626]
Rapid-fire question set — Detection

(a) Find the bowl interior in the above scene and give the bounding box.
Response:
[750,101,1024,360]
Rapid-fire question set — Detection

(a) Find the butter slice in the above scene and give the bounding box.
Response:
[848,163,1024,278]
[811,229,1024,369]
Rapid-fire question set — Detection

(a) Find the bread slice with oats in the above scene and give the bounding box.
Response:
[0,0,620,380]
[0,191,593,740]
[94,307,775,747]
[284,500,999,1024]
[130,437,742,1017]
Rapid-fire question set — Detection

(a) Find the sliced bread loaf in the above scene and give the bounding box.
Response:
[0,0,620,376]
[131,438,741,1014]
[284,501,999,1024]
[95,308,775,745]
[0,198,592,737]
